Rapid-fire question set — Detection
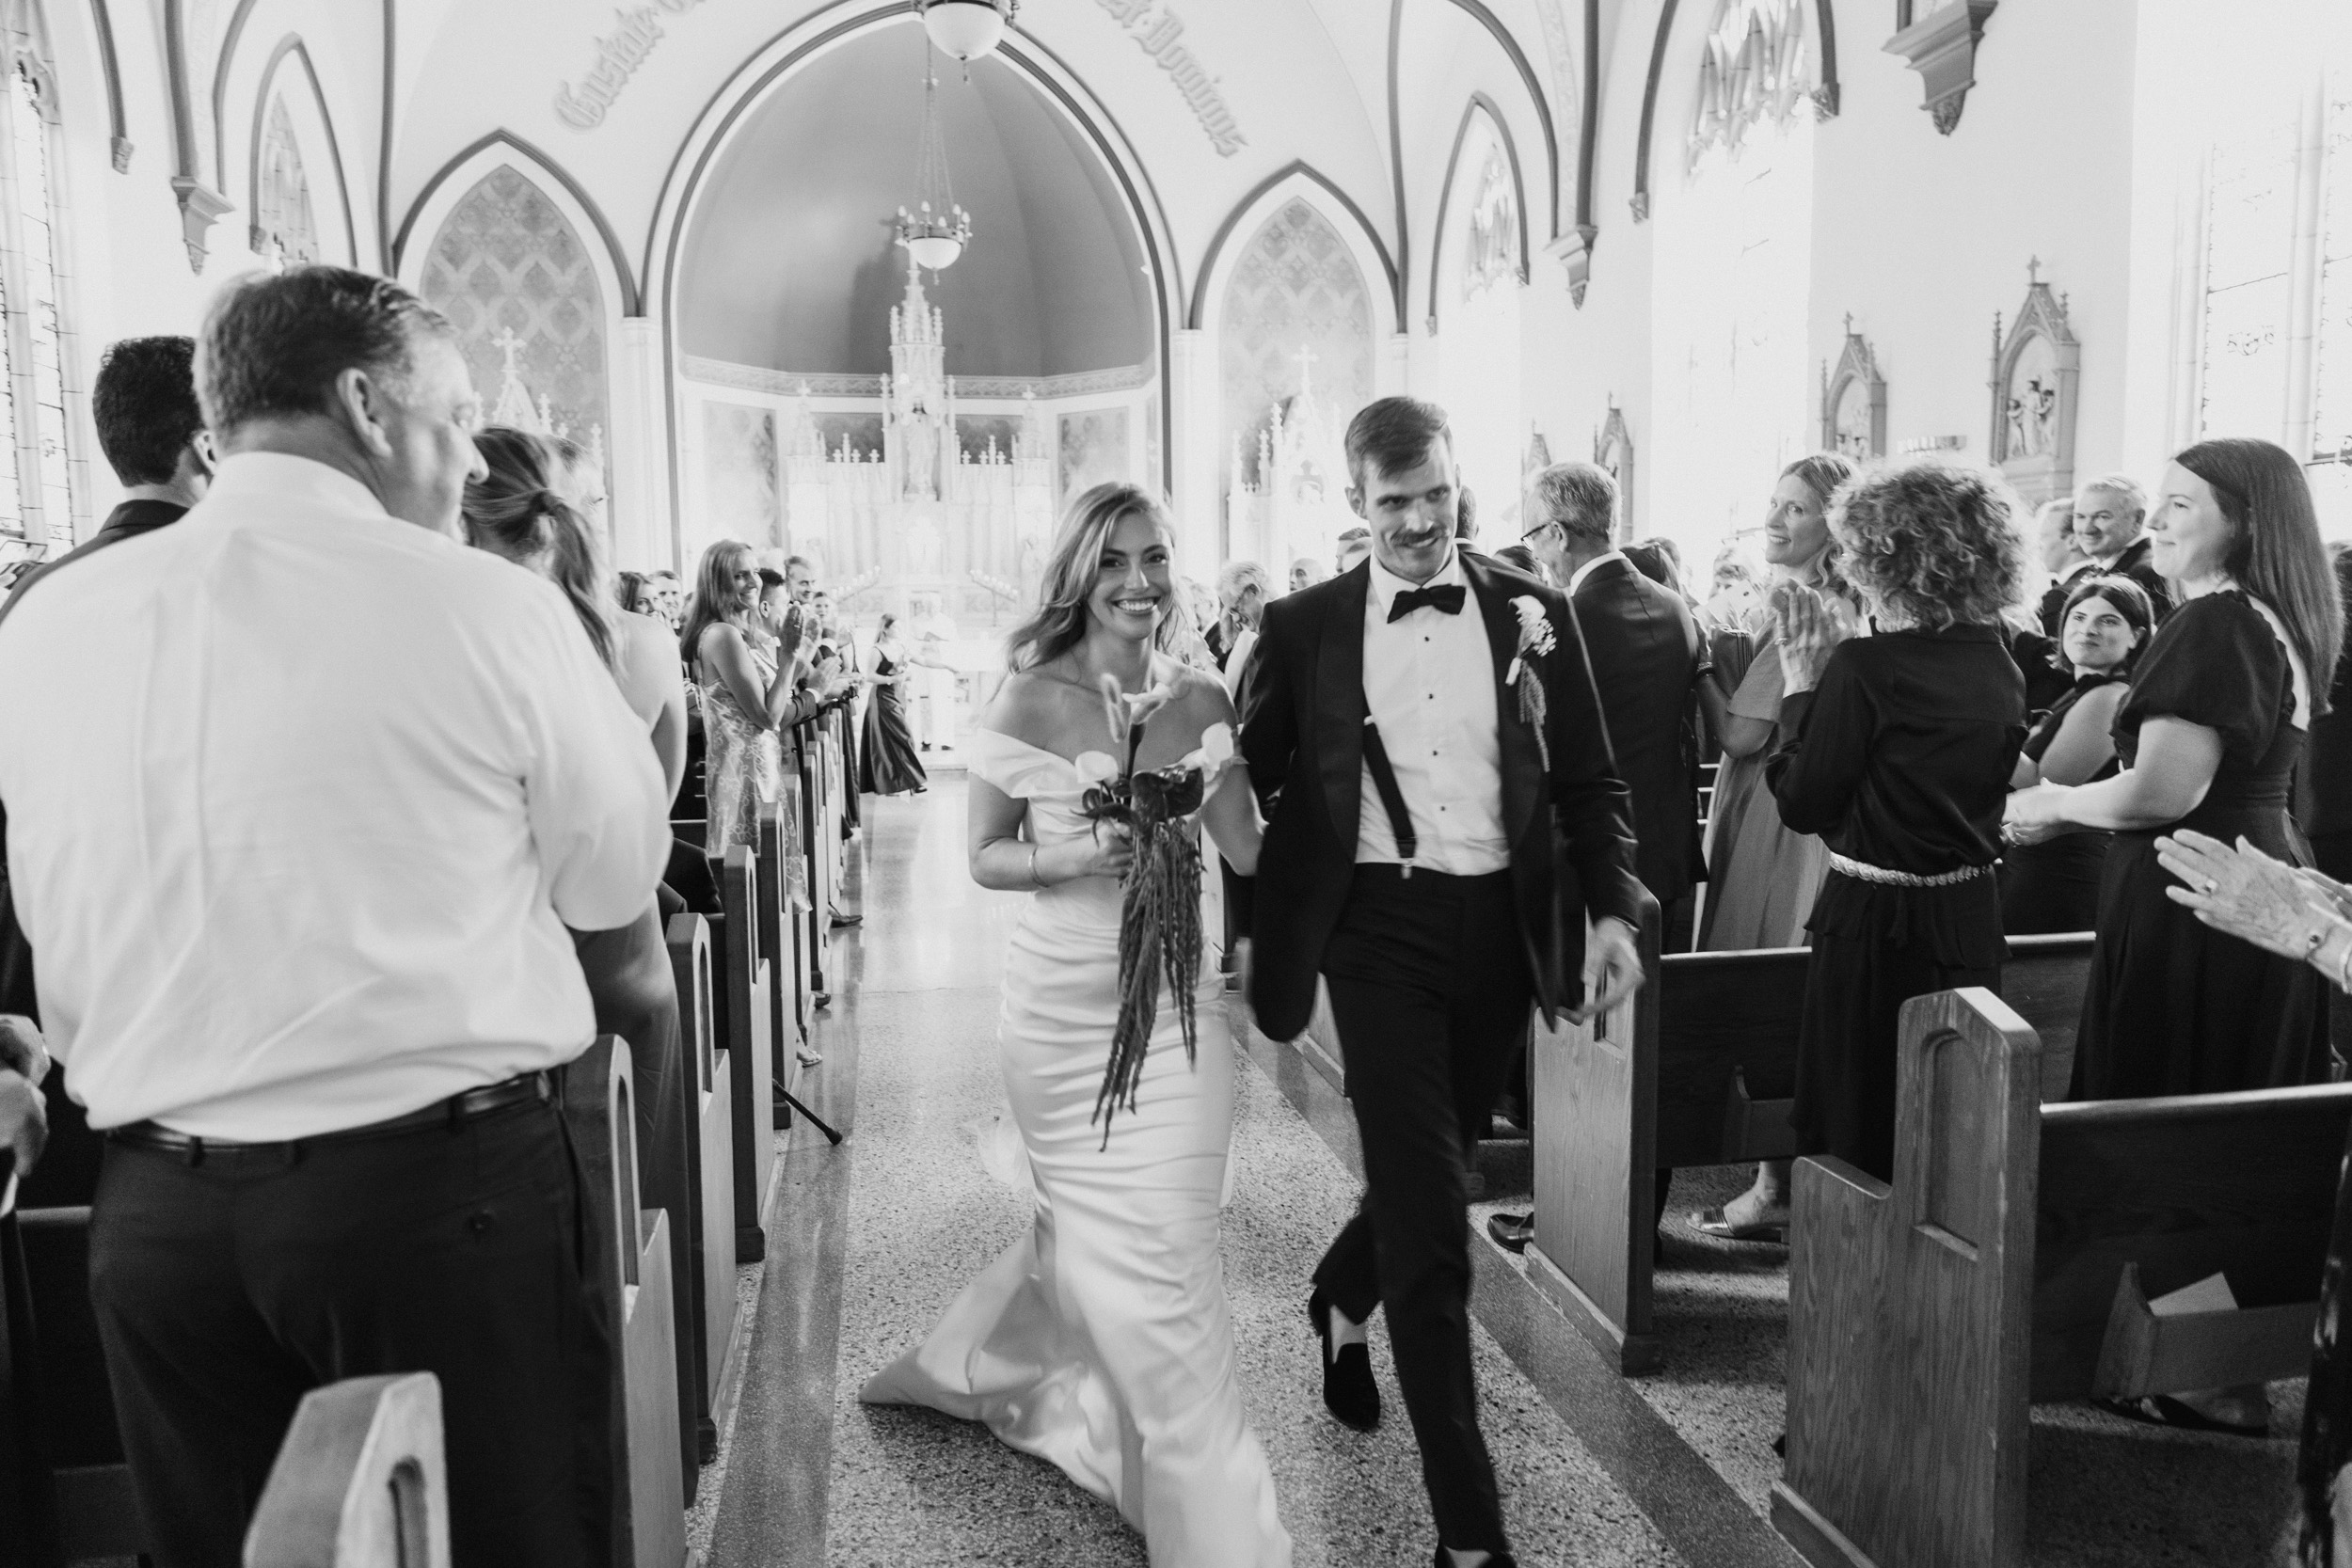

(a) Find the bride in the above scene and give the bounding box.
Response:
[859,483,1289,1566]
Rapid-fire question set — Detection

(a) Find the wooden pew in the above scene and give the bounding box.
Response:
[1772,988,2352,1568]
[1,1200,138,1563]
[244,1372,451,1568]
[1525,927,2095,1371]
[797,732,834,998]
[666,911,743,1465]
[719,846,776,1262]
[564,1035,687,1568]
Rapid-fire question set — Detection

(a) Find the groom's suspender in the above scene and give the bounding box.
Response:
[1359,718,1419,877]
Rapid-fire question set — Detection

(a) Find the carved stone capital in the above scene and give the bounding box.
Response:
[1547,225,1597,309]
[109,135,132,173]
[170,177,233,275]
[1811,82,1840,121]
[1629,190,1649,224]
[1883,1,1997,137]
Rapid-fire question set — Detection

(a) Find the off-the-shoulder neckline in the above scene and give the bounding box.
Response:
[973,728,1087,771]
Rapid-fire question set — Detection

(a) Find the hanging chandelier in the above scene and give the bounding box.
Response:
[914,0,1017,65]
[895,59,971,271]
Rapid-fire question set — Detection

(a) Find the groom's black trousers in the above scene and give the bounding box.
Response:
[1313,863,1530,1555]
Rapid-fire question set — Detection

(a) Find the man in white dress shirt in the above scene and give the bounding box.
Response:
[1241,398,1644,1568]
[0,267,669,1566]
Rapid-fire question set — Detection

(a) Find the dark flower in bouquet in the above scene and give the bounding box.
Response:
[1074,673,1236,1141]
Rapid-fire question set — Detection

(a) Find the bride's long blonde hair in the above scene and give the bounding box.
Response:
[1004,483,1195,673]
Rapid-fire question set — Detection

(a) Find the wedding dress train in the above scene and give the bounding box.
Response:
[860,728,1290,1568]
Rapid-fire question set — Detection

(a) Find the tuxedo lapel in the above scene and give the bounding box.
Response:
[1315,564,1369,847]
[1465,554,1540,847]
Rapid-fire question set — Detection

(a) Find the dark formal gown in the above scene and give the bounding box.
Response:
[2073,591,2329,1098]
[859,648,928,796]
[1998,671,2123,935]
[1768,625,2026,1181]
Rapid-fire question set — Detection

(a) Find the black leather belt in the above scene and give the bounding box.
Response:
[108,1070,554,1163]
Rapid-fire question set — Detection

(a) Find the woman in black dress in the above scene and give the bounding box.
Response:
[2008,439,2342,1436]
[1767,463,2028,1184]
[860,611,930,797]
[1998,575,2154,933]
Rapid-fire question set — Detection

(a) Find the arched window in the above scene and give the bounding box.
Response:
[0,6,72,557]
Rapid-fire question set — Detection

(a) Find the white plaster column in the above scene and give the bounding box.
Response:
[609,317,671,571]
[1168,327,1222,578]
[1380,331,1414,400]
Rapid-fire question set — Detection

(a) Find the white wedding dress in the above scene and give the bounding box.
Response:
[859,728,1291,1568]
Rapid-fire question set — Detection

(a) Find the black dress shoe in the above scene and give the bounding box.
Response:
[1486,1212,1534,1254]
[1308,1289,1379,1431]
[1431,1549,1517,1567]
[829,911,863,928]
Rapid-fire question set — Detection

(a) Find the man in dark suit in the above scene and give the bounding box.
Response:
[1486,461,1708,1252]
[1240,397,1645,1568]
[2031,496,2092,636]
[2073,474,2172,619]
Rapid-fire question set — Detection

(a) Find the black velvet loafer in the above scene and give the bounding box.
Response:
[1308,1288,1379,1431]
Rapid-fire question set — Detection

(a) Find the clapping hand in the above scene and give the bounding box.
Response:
[2156,830,2345,961]
[1771,582,1850,694]
[0,1015,49,1182]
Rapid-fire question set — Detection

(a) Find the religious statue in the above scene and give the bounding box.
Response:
[902,414,941,501]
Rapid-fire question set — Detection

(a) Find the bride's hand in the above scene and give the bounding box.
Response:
[1059,822,1135,882]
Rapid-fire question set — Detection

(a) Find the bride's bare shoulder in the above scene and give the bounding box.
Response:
[984,664,1092,752]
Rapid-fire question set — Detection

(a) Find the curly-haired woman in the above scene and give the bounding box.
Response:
[1768,462,2029,1186]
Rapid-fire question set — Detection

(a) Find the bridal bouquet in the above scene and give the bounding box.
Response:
[1074,673,1235,1140]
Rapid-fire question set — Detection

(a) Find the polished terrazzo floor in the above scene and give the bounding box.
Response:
[697,782,2309,1568]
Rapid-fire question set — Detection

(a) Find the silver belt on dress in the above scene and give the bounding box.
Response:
[1828,852,1993,889]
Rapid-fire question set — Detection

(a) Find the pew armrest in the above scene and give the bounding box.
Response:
[1719,1068,1798,1163]
[2090,1261,2318,1401]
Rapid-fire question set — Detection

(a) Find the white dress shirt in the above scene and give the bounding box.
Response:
[1358,547,1509,874]
[1221,623,1259,700]
[0,453,670,1140]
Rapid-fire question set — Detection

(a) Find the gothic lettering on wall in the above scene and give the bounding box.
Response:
[703,401,782,548]
[419,166,611,455]
[1089,0,1246,156]
[553,0,710,131]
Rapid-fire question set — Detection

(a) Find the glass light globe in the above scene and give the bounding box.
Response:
[922,1,1008,62]
[906,234,965,271]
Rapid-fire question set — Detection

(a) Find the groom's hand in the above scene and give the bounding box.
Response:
[1570,916,1643,1023]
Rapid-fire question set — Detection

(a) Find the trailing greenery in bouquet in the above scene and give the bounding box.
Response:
[1074,673,1237,1141]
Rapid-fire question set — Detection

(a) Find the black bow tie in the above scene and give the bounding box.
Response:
[1388,583,1467,623]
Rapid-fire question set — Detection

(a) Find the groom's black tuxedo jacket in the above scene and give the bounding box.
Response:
[1236,551,1645,1044]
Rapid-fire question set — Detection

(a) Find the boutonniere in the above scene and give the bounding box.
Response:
[1505,595,1556,770]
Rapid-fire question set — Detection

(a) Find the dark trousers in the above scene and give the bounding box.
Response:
[88,1099,612,1568]
[1314,865,1531,1555]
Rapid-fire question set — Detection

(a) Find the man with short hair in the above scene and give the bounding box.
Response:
[1454,485,1481,551]
[785,552,817,606]
[1242,396,1643,1568]
[0,266,670,1566]
[2032,496,2092,636]
[3,336,211,615]
[1290,556,1327,594]
[1487,461,1708,1253]
[1334,526,1373,576]
[1216,559,1272,699]
[2074,474,2171,617]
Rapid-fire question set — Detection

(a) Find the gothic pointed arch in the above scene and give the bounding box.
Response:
[1427,95,1528,333]
[398,137,630,493]
[244,37,356,267]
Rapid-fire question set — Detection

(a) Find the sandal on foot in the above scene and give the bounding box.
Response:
[1689,1206,1788,1243]
[2095,1394,2269,1437]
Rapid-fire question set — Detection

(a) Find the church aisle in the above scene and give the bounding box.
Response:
[692,782,2312,1568]
[702,783,1708,1567]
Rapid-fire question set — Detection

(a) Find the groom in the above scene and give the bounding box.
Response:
[1239,396,1645,1568]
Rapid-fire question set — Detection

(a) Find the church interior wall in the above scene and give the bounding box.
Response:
[1802,0,2142,502]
